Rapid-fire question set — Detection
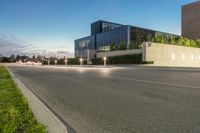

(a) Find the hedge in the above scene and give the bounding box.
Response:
[91,54,143,65]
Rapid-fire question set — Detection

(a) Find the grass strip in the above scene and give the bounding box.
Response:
[0,65,46,133]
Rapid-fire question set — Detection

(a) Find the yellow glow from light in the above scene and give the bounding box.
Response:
[182,54,185,60]
[191,54,194,60]
[171,53,175,60]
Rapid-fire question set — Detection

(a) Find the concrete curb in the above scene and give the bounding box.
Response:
[6,66,68,133]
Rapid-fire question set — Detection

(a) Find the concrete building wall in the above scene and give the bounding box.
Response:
[96,49,142,58]
[142,42,200,67]
[182,1,200,40]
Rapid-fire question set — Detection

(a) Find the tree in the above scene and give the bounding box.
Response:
[183,38,190,47]
[169,37,176,45]
[161,35,167,44]
[21,55,29,62]
[177,37,184,46]
[190,40,197,47]
[110,42,116,51]
[9,54,16,62]
[151,35,162,43]
[32,55,36,61]
[196,39,200,48]
[16,55,20,61]
[119,41,127,50]
[128,41,140,49]
[0,54,3,63]
[37,55,42,62]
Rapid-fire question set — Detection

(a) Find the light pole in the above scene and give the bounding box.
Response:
[103,57,107,66]
[55,60,57,65]
[80,58,83,66]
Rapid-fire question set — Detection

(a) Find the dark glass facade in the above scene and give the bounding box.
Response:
[130,27,155,43]
[91,20,123,35]
[74,20,179,58]
[74,36,95,58]
[96,26,128,51]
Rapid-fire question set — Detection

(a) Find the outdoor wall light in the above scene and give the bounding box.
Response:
[182,54,185,60]
[191,54,194,60]
[171,53,175,60]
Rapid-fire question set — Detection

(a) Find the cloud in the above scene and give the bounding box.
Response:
[0,34,34,56]
[0,34,74,58]
[27,49,74,58]
[56,50,74,58]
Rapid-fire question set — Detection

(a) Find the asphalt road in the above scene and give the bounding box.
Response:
[7,65,200,133]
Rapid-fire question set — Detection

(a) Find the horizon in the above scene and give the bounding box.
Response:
[0,0,196,57]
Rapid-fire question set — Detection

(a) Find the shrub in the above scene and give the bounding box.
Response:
[119,42,127,50]
[151,35,162,43]
[190,40,197,47]
[142,61,154,64]
[169,37,176,45]
[110,42,117,51]
[129,41,141,49]
[152,35,200,48]
[91,54,142,65]
[196,39,200,48]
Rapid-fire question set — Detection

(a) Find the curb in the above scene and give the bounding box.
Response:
[7,66,68,133]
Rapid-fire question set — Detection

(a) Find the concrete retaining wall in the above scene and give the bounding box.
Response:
[96,49,142,58]
[142,42,200,67]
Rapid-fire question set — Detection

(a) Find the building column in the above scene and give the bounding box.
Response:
[127,26,130,49]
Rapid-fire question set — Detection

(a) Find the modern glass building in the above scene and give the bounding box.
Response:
[74,20,179,59]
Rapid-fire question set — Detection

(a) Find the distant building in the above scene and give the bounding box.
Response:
[182,1,200,40]
[74,20,178,60]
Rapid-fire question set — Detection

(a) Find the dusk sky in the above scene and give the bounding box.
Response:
[0,0,196,57]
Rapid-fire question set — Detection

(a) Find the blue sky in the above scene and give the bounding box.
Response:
[0,0,196,57]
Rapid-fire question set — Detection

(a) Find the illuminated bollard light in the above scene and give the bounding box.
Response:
[103,57,107,66]
[65,59,68,66]
[55,60,57,65]
[80,58,83,66]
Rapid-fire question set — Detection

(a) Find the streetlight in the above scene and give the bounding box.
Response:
[55,60,57,65]
[80,58,83,66]
[103,57,107,66]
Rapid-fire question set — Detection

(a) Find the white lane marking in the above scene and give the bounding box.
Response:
[107,76,200,89]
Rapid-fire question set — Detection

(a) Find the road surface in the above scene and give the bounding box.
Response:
[7,65,200,133]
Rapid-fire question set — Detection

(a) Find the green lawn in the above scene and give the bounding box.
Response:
[0,65,46,133]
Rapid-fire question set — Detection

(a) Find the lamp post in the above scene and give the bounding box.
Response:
[103,57,107,66]
[80,58,83,66]
[55,60,57,65]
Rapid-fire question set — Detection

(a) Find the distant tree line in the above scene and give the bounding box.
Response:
[0,54,44,63]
